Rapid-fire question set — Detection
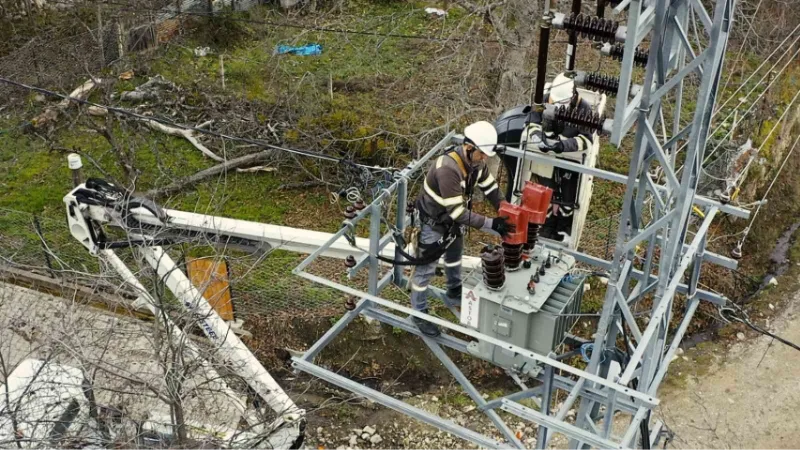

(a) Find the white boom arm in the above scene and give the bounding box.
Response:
[64,185,305,448]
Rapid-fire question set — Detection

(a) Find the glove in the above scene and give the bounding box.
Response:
[530,131,544,148]
[539,136,564,154]
[491,216,515,237]
[532,131,563,154]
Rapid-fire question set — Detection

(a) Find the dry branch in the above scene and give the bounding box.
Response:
[143,119,224,162]
[81,102,224,162]
[33,78,99,128]
[58,79,98,109]
[146,150,273,197]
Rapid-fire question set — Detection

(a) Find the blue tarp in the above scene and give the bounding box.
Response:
[274,44,323,56]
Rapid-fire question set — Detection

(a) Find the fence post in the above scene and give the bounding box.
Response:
[97,3,105,66]
[33,215,56,278]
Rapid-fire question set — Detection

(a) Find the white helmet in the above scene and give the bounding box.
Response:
[463,121,498,157]
[545,73,575,105]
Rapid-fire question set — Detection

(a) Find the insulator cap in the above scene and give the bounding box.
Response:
[577,71,620,95]
[545,105,605,134]
[344,255,357,267]
[562,13,620,43]
[604,43,649,67]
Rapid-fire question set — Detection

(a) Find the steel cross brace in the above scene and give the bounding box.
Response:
[296,300,653,449]
[569,0,735,445]
[500,145,750,220]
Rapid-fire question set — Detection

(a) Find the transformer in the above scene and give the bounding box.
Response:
[461,244,583,376]
[460,184,583,377]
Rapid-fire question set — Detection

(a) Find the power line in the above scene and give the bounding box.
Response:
[713,26,800,117]
[702,42,800,165]
[731,87,800,187]
[738,134,800,247]
[665,39,800,181]
[716,0,767,111]
[0,76,393,172]
[707,33,800,143]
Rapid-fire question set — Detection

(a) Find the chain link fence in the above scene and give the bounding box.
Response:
[0,0,260,101]
[698,139,754,201]
[0,208,346,320]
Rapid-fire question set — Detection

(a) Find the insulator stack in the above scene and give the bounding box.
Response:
[524,224,541,253]
[481,245,506,290]
[502,243,524,271]
[562,13,619,43]
[497,201,528,271]
[579,72,620,95]
[605,43,649,67]
[551,105,605,134]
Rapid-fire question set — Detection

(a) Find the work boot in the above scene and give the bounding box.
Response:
[413,309,441,337]
[445,285,462,315]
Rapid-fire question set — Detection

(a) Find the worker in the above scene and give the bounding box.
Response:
[510,73,594,244]
[411,121,515,337]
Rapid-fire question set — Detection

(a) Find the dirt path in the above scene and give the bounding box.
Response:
[657,289,800,449]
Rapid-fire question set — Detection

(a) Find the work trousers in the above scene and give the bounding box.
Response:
[409,224,463,311]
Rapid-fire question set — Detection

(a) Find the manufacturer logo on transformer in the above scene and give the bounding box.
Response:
[461,289,479,329]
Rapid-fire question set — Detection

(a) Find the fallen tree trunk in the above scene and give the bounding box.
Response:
[146,150,273,197]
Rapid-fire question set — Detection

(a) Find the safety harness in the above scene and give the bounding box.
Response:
[370,150,470,267]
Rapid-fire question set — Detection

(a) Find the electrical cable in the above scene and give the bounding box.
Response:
[666,39,800,181]
[0,76,392,172]
[733,88,800,187]
[735,134,800,249]
[720,306,800,353]
[703,41,800,164]
[714,23,800,116]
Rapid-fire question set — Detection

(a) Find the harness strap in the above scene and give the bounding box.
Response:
[448,151,468,178]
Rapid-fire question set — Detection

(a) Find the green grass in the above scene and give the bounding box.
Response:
[0,130,73,215]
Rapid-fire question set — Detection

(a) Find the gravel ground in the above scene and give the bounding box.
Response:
[657,286,800,449]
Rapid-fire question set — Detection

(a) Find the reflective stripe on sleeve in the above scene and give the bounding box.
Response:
[478,173,496,188]
[450,205,466,220]
[577,135,593,150]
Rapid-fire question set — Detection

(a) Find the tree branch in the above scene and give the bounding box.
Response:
[146,150,273,198]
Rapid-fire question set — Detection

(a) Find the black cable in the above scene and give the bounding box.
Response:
[0,76,391,172]
[721,307,800,352]
[739,316,800,352]
[640,409,651,449]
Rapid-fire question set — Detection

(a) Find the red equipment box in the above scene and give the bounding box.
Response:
[520,181,553,225]
[497,201,529,245]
